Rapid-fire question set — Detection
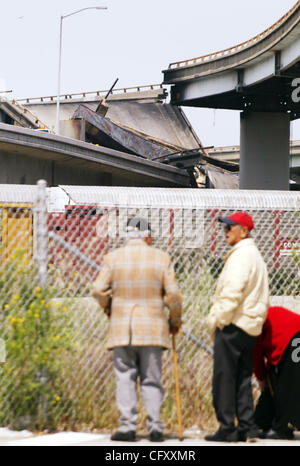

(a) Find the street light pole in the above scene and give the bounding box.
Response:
[56,15,63,136]
[55,6,107,135]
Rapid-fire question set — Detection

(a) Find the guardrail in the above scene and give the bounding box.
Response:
[0,96,48,129]
[207,140,300,155]
[15,84,165,105]
[168,0,300,69]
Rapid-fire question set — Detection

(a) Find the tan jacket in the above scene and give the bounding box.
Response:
[92,239,182,349]
[206,238,269,337]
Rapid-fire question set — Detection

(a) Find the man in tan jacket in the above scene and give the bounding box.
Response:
[205,211,269,443]
[92,217,182,442]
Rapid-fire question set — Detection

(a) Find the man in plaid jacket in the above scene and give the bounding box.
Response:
[92,217,182,442]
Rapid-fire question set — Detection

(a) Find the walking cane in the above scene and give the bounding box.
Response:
[172,333,183,441]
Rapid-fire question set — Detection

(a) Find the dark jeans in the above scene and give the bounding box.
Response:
[212,324,257,432]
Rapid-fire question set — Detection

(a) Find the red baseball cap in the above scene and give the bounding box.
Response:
[218,211,254,231]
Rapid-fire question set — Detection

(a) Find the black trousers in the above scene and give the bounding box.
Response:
[254,331,300,432]
[253,382,274,431]
[212,324,257,432]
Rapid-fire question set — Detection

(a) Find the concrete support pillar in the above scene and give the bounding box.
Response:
[240,112,290,190]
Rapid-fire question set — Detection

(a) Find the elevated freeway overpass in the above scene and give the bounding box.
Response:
[0,85,198,188]
[163,1,300,190]
[0,123,190,188]
[208,140,300,187]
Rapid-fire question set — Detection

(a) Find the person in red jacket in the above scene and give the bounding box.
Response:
[253,306,300,439]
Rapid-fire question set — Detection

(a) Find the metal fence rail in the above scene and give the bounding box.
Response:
[0,182,300,432]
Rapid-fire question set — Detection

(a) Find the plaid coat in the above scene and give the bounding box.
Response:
[92,239,182,350]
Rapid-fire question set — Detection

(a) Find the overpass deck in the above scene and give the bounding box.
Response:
[0,123,190,188]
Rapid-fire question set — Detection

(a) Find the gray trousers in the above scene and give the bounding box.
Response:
[113,346,164,433]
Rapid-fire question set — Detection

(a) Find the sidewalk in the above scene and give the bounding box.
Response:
[1,428,300,446]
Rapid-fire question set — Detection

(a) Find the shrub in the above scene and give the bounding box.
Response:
[0,249,76,430]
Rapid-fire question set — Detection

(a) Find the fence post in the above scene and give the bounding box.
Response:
[35,179,48,286]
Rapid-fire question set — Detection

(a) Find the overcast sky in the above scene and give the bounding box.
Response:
[1,0,299,146]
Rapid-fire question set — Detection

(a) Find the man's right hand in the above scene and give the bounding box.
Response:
[104,307,111,318]
[169,323,180,335]
[258,379,265,391]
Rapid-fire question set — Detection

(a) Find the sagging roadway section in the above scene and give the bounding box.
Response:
[163,1,300,190]
[0,123,190,188]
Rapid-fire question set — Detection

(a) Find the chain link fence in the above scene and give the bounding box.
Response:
[0,182,300,433]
